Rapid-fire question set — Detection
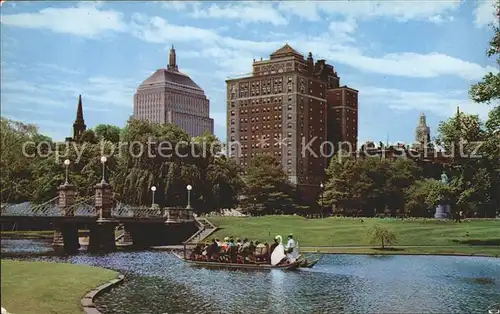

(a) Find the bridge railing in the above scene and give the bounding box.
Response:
[1,197,60,216]
[164,207,194,223]
[2,199,196,221]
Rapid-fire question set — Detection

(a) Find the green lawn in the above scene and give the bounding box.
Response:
[1,260,117,314]
[207,216,500,256]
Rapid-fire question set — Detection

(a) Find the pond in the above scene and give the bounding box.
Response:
[2,239,499,313]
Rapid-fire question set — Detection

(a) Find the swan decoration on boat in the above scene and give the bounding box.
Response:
[270,235,286,266]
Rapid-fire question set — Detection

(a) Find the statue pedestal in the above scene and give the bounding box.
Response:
[434,204,450,219]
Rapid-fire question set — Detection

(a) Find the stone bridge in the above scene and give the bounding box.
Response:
[1,181,200,254]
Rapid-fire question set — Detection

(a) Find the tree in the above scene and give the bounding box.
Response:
[405,179,453,217]
[0,118,50,203]
[112,118,190,206]
[243,154,295,215]
[323,153,358,215]
[368,225,396,249]
[469,2,499,104]
[435,111,498,217]
[80,129,98,144]
[206,156,244,211]
[94,124,121,143]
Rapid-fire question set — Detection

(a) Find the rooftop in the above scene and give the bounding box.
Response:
[137,68,203,91]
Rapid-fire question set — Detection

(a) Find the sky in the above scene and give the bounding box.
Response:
[1,0,498,145]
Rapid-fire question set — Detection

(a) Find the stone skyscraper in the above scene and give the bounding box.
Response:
[226,44,358,201]
[133,45,214,137]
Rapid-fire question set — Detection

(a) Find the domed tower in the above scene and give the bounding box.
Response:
[133,44,214,137]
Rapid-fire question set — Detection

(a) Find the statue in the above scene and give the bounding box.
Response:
[440,172,449,185]
[435,171,451,219]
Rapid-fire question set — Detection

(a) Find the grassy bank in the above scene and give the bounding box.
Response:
[1,260,117,314]
[207,216,500,256]
[300,246,500,257]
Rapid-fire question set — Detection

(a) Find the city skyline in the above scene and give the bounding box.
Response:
[1,1,498,143]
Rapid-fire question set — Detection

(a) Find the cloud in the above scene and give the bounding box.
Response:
[2,61,138,112]
[361,86,491,119]
[3,2,490,82]
[277,2,320,21]
[1,2,127,38]
[190,2,288,26]
[473,0,498,28]
[320,51,497,80]
[312,1,461,23]
[128,10,494,81]
[161,1,200,11]
[160,1,460,26]
[328,18,357,43]
[129,13,218,44]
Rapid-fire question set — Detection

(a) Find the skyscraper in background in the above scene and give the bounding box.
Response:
[226,44,358,201]
[133,46,214,137]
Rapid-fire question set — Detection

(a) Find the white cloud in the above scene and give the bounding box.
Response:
[1,2,127,38]
[127,11,494,81]
[328,18,357,43]
[162,1,460,26]
[428,14,454,24]
[361,86,490,119]
[313,1,461,22]
[129,13,218,44]
[320,51,497,80]
[473,0,498,28]
[277,2,320,21]
[190,2,288,26]
[161,1,199,12]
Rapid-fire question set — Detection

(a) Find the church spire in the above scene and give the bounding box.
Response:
[168,44,178,71]
[73,95,86,141]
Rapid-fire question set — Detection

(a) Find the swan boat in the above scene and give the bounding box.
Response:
[174,235,322,270]
[172,251,303,270]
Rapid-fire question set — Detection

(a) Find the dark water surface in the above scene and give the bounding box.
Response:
[2,239,500,313]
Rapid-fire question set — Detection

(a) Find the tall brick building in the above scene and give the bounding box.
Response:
[226,44,358,201]
[133,45,214,137]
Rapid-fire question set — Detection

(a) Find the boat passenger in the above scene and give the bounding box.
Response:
[239,238,251,263]
[221,237,229,249]
[255,241,268,263]
[236,238,242,248]
[228,238,235,247]
[285,234,296,254]
[239,238,250,253]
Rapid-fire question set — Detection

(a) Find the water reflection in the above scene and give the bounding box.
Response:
[1,239,499,313]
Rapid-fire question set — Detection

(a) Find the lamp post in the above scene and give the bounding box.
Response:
[64,159,70,184]
[100,156,107,183]
[151,186,156,206]
[320,182,324,217]
[186,184,192,209]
